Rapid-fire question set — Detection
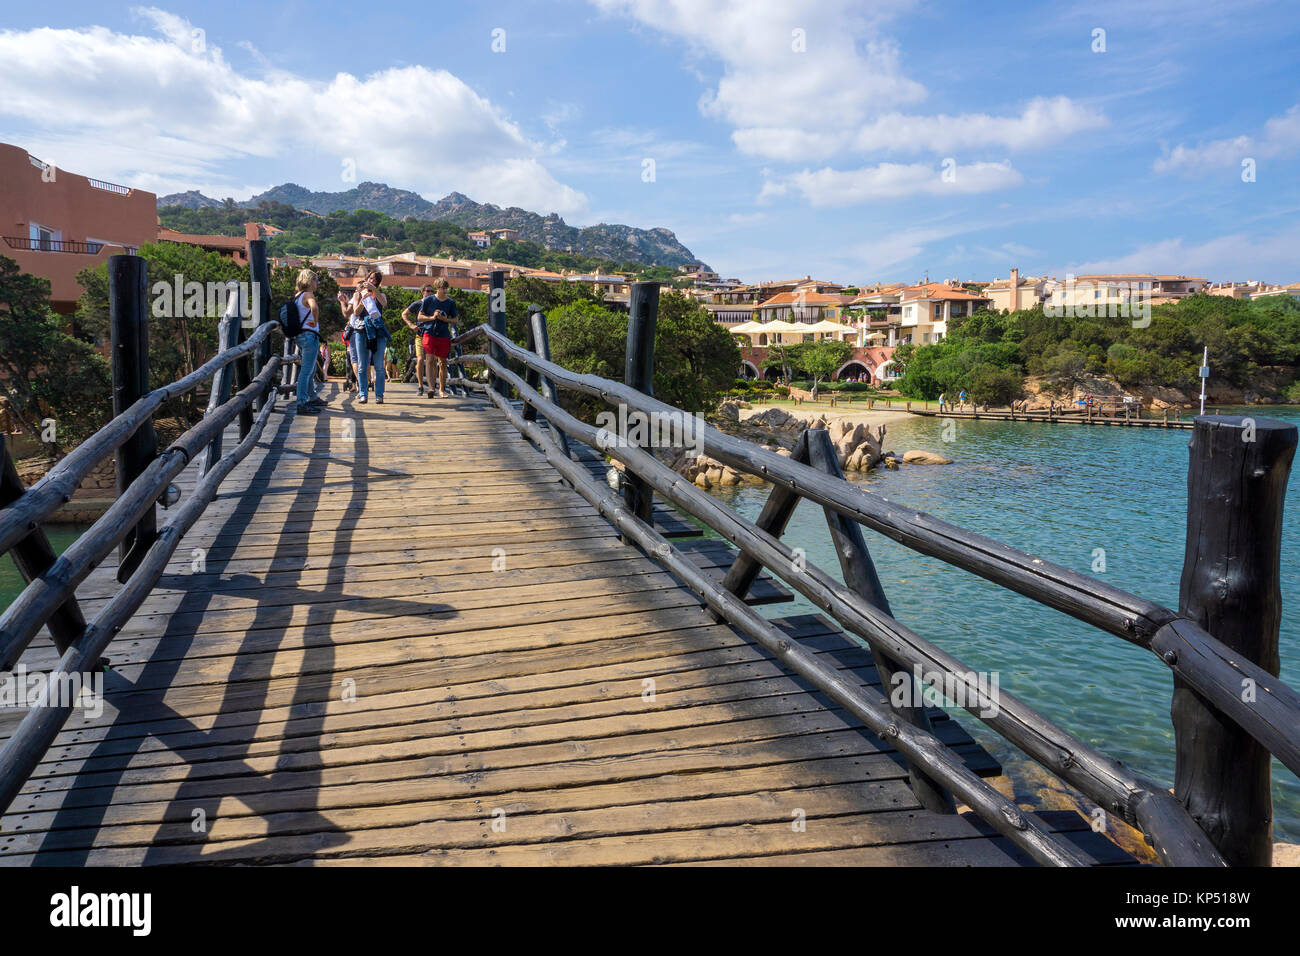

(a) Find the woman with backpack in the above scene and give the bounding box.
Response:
[338,272,389,404]
[291,269,324,416]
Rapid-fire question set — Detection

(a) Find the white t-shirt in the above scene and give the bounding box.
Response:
[296,292,318,333]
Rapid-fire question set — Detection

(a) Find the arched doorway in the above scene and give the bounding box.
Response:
[874,359,898,383]
[739,360,760,379]
[835,360,870,382]
[762,365,783,382]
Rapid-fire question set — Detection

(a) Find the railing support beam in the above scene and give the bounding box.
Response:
[1173,414,1296,866]
[806,427,955,815]
[0,437,88,654]
[718,430,809,603]
[526,305,570,460]
[622,282,660,529]
[488,270,509,399]
[109,254,158,583]
[248,239,275,409]
[200,304,242,475]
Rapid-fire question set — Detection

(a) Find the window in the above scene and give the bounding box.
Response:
[29,222,60,250]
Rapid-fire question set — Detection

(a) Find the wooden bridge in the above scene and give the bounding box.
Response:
[0,246,1296,867]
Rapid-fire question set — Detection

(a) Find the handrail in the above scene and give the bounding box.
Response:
[469,363,1098,867]
[0,356,282,670]
[0,320,277,558]
[0,382,280,815]
[459,323,1300,782]
[461,345,1227,866]
[0,243,289,828]
[455,315,1297,866]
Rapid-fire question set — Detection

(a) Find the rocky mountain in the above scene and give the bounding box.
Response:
[157,183,706,269]
[424,192,705,270]
[156,189,225,210]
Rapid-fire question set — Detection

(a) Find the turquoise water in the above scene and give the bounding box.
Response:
[0,526,87,608]
[705,406,1300,843]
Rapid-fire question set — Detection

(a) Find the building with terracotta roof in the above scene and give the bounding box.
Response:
[0,141,158,313]
[156,228,249,265]
[1249,281,1300,303]
[984,268,1051,311]
[755,289,847,323]
[898,282,989,344]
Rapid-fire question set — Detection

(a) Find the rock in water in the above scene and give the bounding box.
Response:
[902,449,954,465]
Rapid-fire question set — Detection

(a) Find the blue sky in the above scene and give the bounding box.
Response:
[2,0,1298,285]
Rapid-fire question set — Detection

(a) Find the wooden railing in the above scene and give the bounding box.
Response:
[450,275,1299,868]
[0,241,294,815]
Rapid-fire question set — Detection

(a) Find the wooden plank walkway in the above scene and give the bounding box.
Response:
[0,382,1129,866]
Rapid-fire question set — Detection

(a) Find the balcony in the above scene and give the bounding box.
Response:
[4,236,136,255]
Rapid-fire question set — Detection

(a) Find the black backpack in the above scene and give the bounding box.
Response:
[279,294,305,337]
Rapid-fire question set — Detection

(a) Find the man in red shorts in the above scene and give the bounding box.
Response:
[401,284,435,395]
[402,278,458,398]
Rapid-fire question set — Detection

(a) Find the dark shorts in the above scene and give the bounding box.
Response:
[423,334,451,359]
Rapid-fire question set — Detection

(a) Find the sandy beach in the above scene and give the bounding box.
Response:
[738,403,914,429]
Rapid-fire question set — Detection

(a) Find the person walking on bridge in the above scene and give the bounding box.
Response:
[419,278,457,398]
[341,272,389,404]
[401,283,435,396]
[292,269,324,416]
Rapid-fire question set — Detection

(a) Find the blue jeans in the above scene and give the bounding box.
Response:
[355,335,386,400]
[295,330,319,408]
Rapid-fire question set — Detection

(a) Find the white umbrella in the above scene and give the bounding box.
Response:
[730,321,764,334]
[804,320,847,339]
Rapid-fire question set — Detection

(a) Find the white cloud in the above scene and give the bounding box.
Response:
[766,160,1024,206]
[0,10,587,215]
[590,1,1104,167]
[590,0,924,161]
[1061,226,1300,284]
[1153,104,1300,176]
[853,97,1108,154]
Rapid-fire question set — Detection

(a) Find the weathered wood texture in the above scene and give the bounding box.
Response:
[0,383,1125,867]
[1172,415,1297,866]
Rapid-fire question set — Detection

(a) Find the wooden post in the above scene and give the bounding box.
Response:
[0,437,88,654]
[488,270,509,398]
[806,428,954,815]
[1172,414,1297,866]
[248,239,274,408]
[527,306,569,460]
[622,281,660,528]
[718,431,810,608]
[108,254,158,583]
[200,306,241,475]
[522,306,543,425]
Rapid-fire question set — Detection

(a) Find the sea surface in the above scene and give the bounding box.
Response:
[703,406,1300,844]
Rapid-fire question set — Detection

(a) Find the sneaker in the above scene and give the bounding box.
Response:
[417,386,425,396]
[359,395,368,404]
[308,397,328,407]
[376,396,384,404]
[296,404,320,416]
[427,390,436,399]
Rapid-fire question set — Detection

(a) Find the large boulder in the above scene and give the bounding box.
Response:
[902,449,954,465]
